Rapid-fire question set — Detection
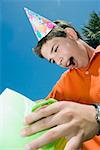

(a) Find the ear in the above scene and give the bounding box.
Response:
[64,27,78,40]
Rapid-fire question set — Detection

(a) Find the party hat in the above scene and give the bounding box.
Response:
[24,8,56,41]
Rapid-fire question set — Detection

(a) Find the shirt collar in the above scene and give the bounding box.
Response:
[95,45,100,53]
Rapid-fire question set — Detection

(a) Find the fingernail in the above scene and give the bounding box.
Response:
[24,119,27,125]
[25,144,31,150]
[20,129,26,137]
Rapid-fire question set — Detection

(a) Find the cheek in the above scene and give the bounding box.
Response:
[76,53,89,68]
[58,45,79,60]
[59,48,69,57]
[78,51,88,62]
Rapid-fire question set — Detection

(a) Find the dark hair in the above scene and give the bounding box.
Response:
[33,20,82,58]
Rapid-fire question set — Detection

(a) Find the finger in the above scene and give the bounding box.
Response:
[35,99,44,103]
[24,101,60,125]
[34,105,48,112]
[21,114,57,136]
[34,100,48,111]
[64,145,82,150]
[64,130,83,150]
[22,108,73,137]
[24,121,75,150]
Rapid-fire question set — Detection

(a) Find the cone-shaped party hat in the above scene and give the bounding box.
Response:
[24,8,56,41]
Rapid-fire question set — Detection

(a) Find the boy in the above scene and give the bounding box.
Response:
[22,8,100,150]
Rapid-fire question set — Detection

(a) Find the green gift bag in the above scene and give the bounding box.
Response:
[0,88,66,150]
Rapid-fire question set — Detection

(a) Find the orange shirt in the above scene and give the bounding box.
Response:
[46,46,100,149]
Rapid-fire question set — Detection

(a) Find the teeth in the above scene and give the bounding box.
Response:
[67,60,70,66]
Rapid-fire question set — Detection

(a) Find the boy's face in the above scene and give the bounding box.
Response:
[41,34,89,69]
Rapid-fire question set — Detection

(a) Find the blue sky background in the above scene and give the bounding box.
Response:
[0,0,99,101]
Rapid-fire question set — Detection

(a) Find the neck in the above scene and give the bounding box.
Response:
[79,39,95,60]
[86,44,95,60]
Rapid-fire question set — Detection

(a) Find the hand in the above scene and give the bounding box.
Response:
[21,101,99,150]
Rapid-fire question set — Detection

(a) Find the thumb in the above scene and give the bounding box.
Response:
[64,131,83,150]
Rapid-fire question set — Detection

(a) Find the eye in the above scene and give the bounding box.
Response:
[54,46,59,52]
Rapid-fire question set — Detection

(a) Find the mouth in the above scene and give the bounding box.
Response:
[66,56,78,69]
